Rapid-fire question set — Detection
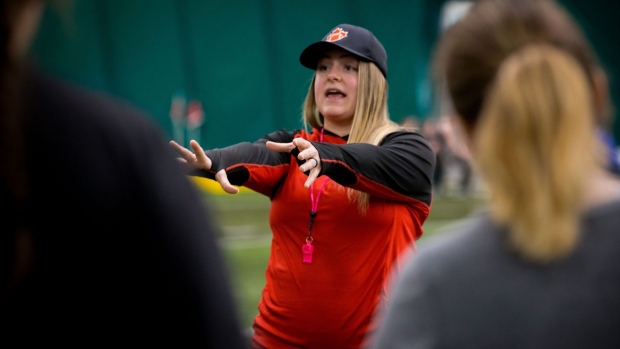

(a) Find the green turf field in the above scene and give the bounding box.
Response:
[202,190,485,330]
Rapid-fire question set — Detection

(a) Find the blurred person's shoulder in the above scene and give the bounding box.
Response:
[413,198,620,276]
[408,208,506,274]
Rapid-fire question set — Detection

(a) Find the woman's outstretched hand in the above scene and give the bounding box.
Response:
[169,140,239,194]
[266,138,321,188]
[169,139,212,170]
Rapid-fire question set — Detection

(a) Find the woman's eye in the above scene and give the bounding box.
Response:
[317,64,329,72]
[343,64,358,72]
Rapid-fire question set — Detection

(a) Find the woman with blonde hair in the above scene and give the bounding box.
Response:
[369,0,620,348]
[171,23,435,348]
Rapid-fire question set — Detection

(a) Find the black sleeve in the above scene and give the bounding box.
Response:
[312,131,435,205]
[190,129,300,186]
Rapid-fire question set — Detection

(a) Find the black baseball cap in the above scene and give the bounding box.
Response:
[300,24,387,78]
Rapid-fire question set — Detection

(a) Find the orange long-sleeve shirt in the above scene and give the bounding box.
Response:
[198,128,434,348]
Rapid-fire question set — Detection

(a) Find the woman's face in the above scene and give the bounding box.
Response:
[314,48,359,129]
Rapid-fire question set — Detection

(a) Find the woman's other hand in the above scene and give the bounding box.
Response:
[266,139,321,188]
[169,140,239,194]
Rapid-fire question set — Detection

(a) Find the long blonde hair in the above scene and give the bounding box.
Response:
[302,61,402,211]
[477,45,600,262]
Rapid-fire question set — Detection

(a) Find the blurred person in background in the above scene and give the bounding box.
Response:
[436,114,473,196]
[1,0,248,347]
[368,0,620,348]
[420,118,447,195]
[170,23,435,349]
[400,115,421,132]
[597,126,620,175]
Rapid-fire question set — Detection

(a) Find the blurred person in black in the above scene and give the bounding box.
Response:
[0,0,248,347]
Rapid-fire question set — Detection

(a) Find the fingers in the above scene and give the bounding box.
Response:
[171,140,235,193]
[266,139,319,163]
[215,169,239,194]
[189,140,212,169]
[301,156,321,188]
[189,139,205,156]
[301,157,320,173]
[292,138,318,162]
[266,141,296,152]
[304,166,320,188]
[274,138,322,184]
[169,140,196,162]
[170,139,212,170]
[169,140,181,150]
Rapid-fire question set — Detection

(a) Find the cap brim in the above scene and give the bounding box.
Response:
[299,41,370,71]
[300,42,337,70]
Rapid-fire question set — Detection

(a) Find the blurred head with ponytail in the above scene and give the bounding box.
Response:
[432,0,618,263]
[370,2,620,346]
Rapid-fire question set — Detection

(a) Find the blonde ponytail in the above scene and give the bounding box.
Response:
[475,44,600,262]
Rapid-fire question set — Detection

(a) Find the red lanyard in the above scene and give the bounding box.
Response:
[302,128,329,264]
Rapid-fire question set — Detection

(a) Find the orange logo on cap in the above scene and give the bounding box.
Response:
[325,27,348,42]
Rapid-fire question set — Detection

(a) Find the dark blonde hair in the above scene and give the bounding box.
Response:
[478,44,599,261]
[434,0,607,130]
[302,60,401,211]
[434,0,608,262]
